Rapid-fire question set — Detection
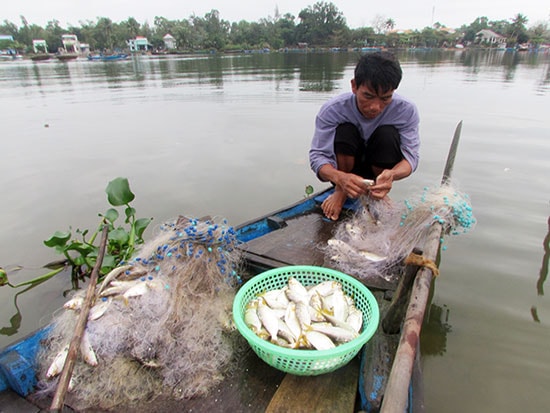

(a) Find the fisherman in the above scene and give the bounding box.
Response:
[309,51,420,221]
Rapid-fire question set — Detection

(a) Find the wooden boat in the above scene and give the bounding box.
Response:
[0,123,463,412]
[0,193,443,412]
[87,53,129,61]
[29,53,52,62]
[55,53,79,61]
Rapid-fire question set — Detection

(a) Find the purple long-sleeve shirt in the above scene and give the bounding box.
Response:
[309,91,420,178]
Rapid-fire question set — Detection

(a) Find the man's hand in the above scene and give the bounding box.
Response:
[369,169,395,199]
[336,172,372,199]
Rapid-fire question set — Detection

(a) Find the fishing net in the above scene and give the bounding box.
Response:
[325,183,476,283]
[35,216,244,410]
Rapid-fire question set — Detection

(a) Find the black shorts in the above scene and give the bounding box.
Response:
[334,123,403,179]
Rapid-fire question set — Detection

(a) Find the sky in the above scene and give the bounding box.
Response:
[2,0,549,31]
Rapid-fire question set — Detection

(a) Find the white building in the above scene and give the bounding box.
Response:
[163,34,176,50]
[475,30,506,46]
[127,36,151,52]
[61,34,81,53]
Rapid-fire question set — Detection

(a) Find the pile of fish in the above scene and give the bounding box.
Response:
[244,277,363,350]
[46,264,158,379]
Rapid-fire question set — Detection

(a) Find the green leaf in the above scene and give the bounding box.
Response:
[134,217,152,239]
[44,231,71,248]
[106,177,135,206]
[65,243,95,256]
[125,206,136,219]
[109,227,129,245]
[0,268,8,286]
[125,206,136,224]
[104,208,119,224]
[100,254,117,269]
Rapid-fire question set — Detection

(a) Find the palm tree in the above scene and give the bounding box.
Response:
[507,13,528,46]
[384,18,396,33]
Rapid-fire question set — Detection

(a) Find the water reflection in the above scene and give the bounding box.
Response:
[421,302,452,356]
[536,216,550,296]
[530,216,550,323]
[2,50,548,99]
[0,277,48,336]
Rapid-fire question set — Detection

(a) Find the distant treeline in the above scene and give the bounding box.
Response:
[1,1,548,53]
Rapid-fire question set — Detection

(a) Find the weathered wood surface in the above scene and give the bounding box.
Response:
[241,212,335,267]
[360,327,399,412]
[380,223,442,413]
[382,249,422,334]
[0,389,42,413]
[240,210,397,291]
[265,357,360,413]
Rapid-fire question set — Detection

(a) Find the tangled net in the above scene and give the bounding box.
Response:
[326,183,476,283]
[36,216,243,410]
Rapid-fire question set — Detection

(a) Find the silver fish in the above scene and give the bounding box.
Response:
[99,279,144,297]
[346,307,363,333]
[284,302,302,341]
[68,376,76,392]
[260,287,290,309]
[295,301,312,328]
[97,265,133,295]
[286,277,309,303]
[304,330,335,350]
[257,298,280,341]
[277,319,297,346]
[80,329,98,366]
[244,300,262,333]
[310,322,358,343]
[307,280,341,298]
[322,312,358,334]
[345,223,364,241]
[123,279,163,300]
[63,296,84,311]
[308,293,326,322]
[327,239,386,262]
[46,345,69,378]
[88,297,112,321]
[331,288,349,322]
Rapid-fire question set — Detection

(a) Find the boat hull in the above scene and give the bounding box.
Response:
[0,188,423,412]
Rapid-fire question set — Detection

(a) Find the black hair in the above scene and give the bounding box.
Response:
[354,51,403,93]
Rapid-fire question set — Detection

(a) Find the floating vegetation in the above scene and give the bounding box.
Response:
[36,215,243,410]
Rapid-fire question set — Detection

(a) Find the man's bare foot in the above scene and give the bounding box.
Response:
[321,189,347,220]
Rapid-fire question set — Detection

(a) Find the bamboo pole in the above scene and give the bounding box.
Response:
[380,223,441,413]
[50,224,109,412]
[381,121,463,412]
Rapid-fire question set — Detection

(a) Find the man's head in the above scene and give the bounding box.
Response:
[353,51,402,93]
[351,52,403,119]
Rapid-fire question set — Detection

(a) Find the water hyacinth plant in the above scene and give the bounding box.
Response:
[41,177,152,286]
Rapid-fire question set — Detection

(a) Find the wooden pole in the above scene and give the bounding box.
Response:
[380,223,441,413]
[50,224,109,412]
[380,121,463,412]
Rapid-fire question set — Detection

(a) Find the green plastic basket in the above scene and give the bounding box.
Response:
[233,265,380,376]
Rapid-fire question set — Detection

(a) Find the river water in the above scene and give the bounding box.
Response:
[0,50,548,412]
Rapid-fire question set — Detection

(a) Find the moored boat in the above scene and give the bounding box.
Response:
[30,40,52,61]
[0,123,469,412]
[29,54,52,61]
[87,53,129,61]
[55,53,79,61]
